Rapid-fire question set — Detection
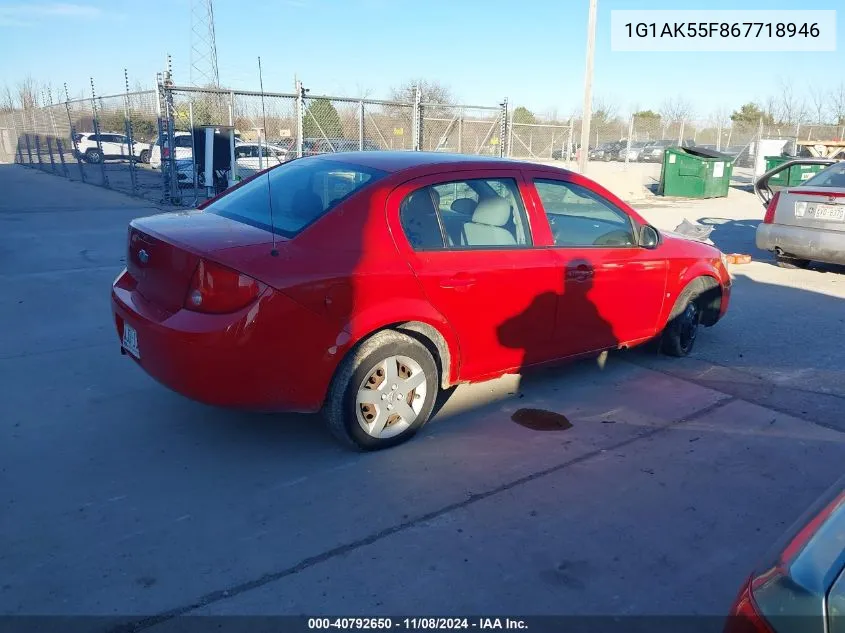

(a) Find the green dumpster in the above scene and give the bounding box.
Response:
[659,147,735,198]
[764,155,828,186]
[764,155,790,186]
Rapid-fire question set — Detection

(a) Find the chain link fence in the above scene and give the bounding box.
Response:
[5,70,845,203]
[0,84,163,199]
[420,104,504,155]
[508,120,574,161]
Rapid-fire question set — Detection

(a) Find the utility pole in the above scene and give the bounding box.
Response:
[578,0,598,174]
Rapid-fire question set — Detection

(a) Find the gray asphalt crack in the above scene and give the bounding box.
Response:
[108,395,736,632]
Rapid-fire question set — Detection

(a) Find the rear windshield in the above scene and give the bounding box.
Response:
[205,158,386,237]
[802,162,845,188]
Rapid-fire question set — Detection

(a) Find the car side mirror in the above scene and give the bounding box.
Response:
[640,225,660,249]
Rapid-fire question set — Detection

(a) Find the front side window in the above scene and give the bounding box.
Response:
[400,177,531,250]
[205,159,386,237]
[534,179,636,247]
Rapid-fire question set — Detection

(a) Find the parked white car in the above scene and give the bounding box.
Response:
[148,131,194,169]
[234,142,289,178]
[74,132,151,164]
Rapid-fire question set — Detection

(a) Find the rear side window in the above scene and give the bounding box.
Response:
[174,135,193,148]
[803,162,845,188]
[205,159,386,237]
[400,178,531,250]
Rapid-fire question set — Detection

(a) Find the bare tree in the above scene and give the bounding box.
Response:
[659,95,694,122]
[830,81,845,125]
[591,95,618,121]
[16,76,39,110]
[711,106,731,126]
[808,85,828,124]
[544,106,560,124]
[776,78,806,125]
[354,83,374,100]
[762,95,778,126]
[390,79,453,105]
[1,84,14,112]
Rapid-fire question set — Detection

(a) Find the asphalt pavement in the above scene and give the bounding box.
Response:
[1,164,843,629]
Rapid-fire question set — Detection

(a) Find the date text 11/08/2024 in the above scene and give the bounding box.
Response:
[308,618,528,630]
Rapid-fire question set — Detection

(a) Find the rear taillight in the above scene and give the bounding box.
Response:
[184,259,265,314]
[162,147,170,159]
[762,191,780,224]
[724,578,775,633]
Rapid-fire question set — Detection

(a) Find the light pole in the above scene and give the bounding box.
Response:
[578,0,598,173]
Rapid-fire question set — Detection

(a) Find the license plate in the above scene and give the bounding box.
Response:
[122,323,140,359]
[811,204,845,221]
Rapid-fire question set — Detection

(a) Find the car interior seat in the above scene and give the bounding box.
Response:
[401,188,443,249]
[463,197,516,246]
[450,198,478,215]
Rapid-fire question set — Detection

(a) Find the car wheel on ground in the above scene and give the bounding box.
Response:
[84,149,103,164]
[775,254,811,269]
[324,330,439,451]
[139,149,150,164]
[660,281,713,357]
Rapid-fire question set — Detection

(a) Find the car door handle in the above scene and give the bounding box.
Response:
[566,265,594,283]
[440,274,476,289]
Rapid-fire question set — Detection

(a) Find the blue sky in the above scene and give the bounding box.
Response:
[1,0,843,119]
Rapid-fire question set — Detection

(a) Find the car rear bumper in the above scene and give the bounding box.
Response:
[111,269,340,413]
[756,223,845,265]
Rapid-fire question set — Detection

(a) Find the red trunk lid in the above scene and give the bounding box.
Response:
[127,211,276,313]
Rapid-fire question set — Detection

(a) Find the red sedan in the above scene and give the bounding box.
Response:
[111,152,731,450]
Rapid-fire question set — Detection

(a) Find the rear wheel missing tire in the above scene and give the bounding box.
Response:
[324,330,439,450]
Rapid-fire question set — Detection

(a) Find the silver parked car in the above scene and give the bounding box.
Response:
[755,159,845,268]
[617,140,650,162]
[639,139,674,163]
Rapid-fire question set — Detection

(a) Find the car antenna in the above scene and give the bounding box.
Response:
[258,56,279,257]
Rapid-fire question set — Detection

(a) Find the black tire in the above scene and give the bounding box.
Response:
[324,330,439,451]
[661,284,704,357]
[139,149,150,164]
[775,254,810,269]
[84,149,102,164]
